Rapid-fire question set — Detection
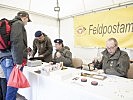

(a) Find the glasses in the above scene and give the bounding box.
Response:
[106,45,116,50]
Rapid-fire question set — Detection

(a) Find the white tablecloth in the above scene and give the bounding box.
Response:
[18,63,133,100]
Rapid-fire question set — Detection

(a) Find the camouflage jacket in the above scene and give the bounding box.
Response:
[32,33,53,62]
[53,47,72,67]
[101,47,130,77]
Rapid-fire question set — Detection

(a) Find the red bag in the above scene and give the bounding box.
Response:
[7,66,30,88]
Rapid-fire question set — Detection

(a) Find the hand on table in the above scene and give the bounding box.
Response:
[89,63,95,71]
[49,62,53,65]
[39,55,44,57]
[97,69,104,74]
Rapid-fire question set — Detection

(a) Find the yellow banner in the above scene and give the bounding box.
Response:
[74,6,133,48]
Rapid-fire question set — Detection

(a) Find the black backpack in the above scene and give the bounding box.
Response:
[0,18,12,51]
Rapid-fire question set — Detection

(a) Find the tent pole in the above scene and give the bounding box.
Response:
[57,0,60,39]
[55,0,60,38]
[58,12,60,39]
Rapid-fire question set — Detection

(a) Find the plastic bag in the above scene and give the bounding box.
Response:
[7,66,30,88]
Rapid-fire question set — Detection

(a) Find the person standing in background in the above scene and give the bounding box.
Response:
[0,65,7,100]
[0,11,31,100]
[31,31,53,62]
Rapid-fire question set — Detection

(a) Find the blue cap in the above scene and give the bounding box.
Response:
[35,31,42,37]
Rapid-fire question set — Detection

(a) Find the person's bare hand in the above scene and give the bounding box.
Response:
[49,62,53,65]
[97,69,104,74]
[16,64,22,69]
[89,63,94,71]
[39,55,43,57]
[56,52,61,58]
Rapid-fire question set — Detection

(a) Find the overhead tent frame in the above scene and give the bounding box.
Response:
[0,3,56,20]
[60,0,133,20]
[0,1,133,20]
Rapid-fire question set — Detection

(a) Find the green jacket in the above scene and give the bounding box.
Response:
[32,33,53,62]
[101,47,130,77]
[53,47,72,67]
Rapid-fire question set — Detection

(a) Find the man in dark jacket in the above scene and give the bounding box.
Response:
[52,39,72,67]
[31,31,53,62]
[93,38,130,77]
[0,11,31,100]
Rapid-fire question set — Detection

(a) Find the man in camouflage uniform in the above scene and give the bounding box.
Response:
[31,31,53,62]
[52,39,72,67]
[95,38,130,77]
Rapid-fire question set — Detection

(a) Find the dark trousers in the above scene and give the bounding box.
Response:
[0,78,7,100]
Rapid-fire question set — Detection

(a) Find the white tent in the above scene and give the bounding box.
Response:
[1,1,133,100]
[0,0,132,18]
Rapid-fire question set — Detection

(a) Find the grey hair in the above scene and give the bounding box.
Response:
[107,38,118,46]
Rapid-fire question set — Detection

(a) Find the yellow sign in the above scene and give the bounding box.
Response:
[74,6,133,48]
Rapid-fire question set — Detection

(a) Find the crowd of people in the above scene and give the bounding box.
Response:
[0,11,131,100]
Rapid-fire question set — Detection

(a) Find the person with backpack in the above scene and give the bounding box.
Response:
[0,64,7,100]
[0,11,31,100]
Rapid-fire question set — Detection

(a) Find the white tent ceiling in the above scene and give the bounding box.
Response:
[0,0,132,18]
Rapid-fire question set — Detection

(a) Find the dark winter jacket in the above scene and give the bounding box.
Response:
[53,46,72,67]
[10,16,28,64]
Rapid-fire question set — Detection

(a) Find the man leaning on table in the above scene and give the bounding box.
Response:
[31,31,53,62]
[87,38,130,78]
